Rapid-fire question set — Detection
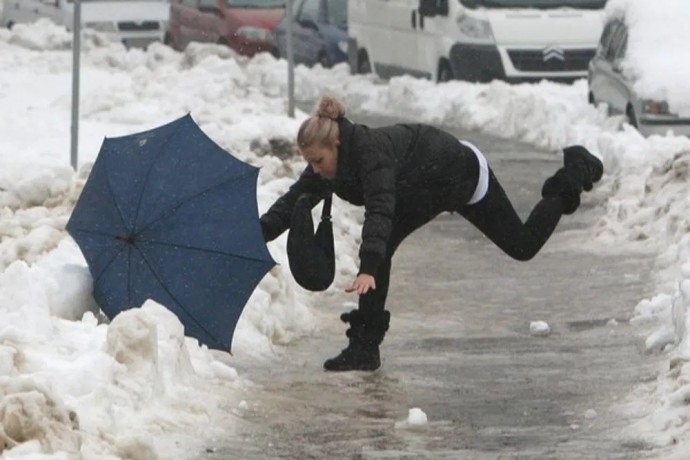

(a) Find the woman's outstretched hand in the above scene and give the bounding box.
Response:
[345,273,376,295]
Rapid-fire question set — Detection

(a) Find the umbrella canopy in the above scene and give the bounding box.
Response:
[66,114,275,352]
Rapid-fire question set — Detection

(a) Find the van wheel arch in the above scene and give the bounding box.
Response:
[437,59,453,83]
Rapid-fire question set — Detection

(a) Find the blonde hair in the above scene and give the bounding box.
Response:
[297,96,346,149]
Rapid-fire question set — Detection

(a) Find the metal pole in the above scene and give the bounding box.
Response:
[286,0,295,118]
[70,0,81,170]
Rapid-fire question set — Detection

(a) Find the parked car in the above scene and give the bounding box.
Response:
[348,0,607,82]
[274,0,348,68]
[1,0,169,48]
[588,16,690,137]
[166,0,284,56]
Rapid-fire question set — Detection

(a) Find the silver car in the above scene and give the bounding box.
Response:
[588,17,690,137]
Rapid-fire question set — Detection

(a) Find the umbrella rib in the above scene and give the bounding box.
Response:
[130,127,182,234]
[130,243,223,348]
[69,228,121,239]
[127,244,133,307]
[140,239,273,265]
[103,148,132,232]
[135,169,255,236]
[92,243,128,287]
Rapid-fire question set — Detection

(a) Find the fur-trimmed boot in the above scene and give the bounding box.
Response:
[542,145,604,215]
[323,309,390,372]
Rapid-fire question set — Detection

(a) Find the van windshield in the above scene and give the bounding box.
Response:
[460,0,607,8]
[224,0,285,7]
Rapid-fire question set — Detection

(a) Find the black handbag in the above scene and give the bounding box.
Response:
[287,193,335,291]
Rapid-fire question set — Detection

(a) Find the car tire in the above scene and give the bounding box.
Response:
[217,37,229,47]
[588,92,596,105]
[6,20,14,29]
[437,60,453,83]
[626,104,639,129]
[357,50,371,74]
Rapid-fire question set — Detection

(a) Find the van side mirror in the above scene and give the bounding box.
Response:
[418,0,437,17]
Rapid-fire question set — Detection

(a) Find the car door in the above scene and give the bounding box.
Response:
[171,0,202,49]
[589,20,619,106]
[348,0,418,78]
[196,0,222,44]
[416,0,450,80]
[609,25,632,116]
[603,24,630,115]
[294,0,324,66]
[381,0,420,77]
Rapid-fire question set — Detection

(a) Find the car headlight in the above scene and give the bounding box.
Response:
[236,26,274,42]
[641,99,671,115]
[337,40,348,54]
[456,14,494,41]
[85,22,117,33]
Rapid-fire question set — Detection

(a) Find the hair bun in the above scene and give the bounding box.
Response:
[315,96,346,120]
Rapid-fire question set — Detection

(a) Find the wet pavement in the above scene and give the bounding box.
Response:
[200,112,660,459]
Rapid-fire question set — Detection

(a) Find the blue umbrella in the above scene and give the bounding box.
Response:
[66,114,275,352]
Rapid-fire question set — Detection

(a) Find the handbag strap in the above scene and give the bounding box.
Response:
[321,194,332,222]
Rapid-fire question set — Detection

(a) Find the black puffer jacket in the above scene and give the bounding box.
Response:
[260,118,479,276]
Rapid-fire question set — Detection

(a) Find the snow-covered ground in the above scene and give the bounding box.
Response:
[1,0,690,457]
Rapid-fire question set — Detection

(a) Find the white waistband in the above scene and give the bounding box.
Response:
[460,140,489,205]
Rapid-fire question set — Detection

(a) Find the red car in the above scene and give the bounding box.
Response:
[166,0,285,56]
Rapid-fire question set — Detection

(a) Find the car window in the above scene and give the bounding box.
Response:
[298,0,321,23]
[612,28,628,61]
[325,0,346,27]
[604,24,626,62]
[597,21,618,57]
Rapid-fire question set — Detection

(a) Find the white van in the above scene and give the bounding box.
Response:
[1,0,169,48]
[347,0,607,82]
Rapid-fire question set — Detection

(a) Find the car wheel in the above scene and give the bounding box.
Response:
[163,32,174,48]
[437,60,453,83]
[588,92,595,105]
[357,50,371,74]
[217,37,229,47]
[6,20,14,29]
[626,104,639,129]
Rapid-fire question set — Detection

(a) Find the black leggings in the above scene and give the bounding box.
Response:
[357,168,564,321]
